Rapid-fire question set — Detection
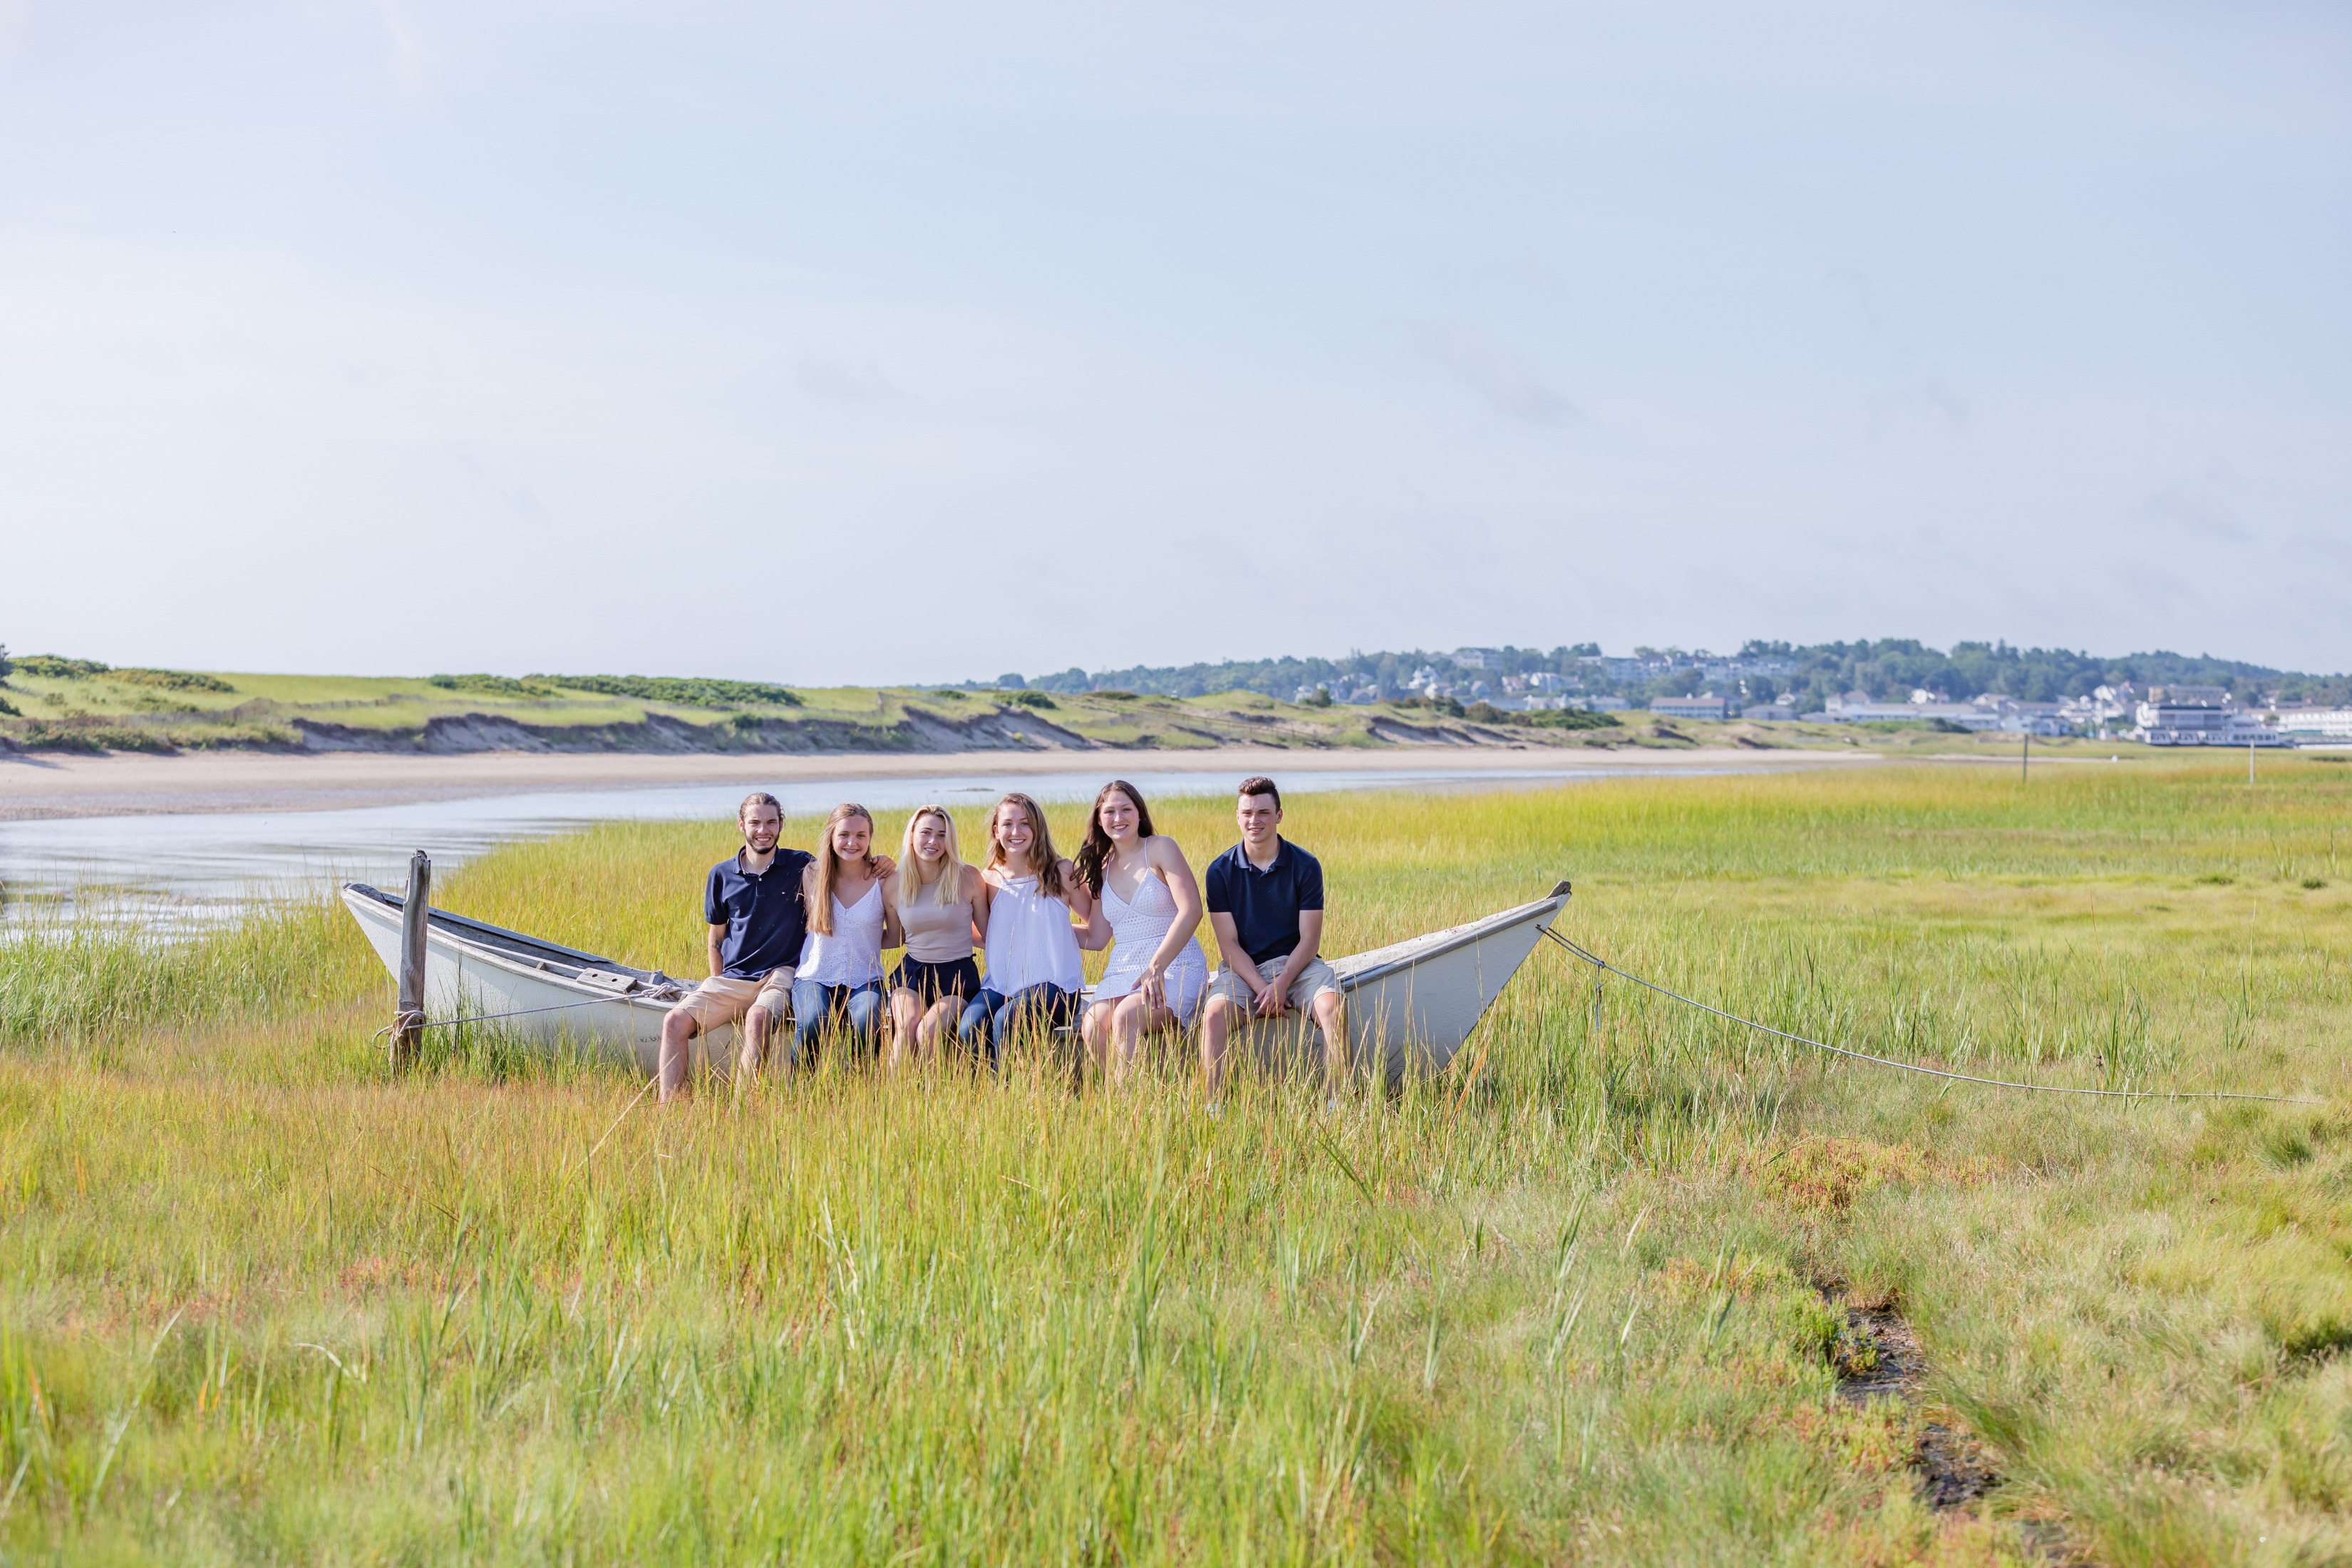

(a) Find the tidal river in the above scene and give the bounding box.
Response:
[0,761,1771,932]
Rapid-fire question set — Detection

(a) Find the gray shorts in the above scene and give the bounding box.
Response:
[1205,951,1340,1016]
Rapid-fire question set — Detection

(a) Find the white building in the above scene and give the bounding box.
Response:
[1820,693,1998,730]
[2273,708,2352,741]
[2133,688,2293,747]
[1651,693,1733,720]
[1451,648,1501,671]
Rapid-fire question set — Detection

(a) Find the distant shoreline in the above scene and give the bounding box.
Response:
[0,745,1884,822]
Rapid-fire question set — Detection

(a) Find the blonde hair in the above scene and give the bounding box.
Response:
[806,802,874,937]
[896,805,969,909]
[986,792,1068,900]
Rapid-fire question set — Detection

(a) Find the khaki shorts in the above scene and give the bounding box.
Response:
[673,967,793,1033]
[1205,951,1340,1017]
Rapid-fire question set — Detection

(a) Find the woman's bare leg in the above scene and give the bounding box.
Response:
[1110,994,1177,1087]
[1080,1001,1119,1088]
[916,997,959,1058]
[886,989,924,1071]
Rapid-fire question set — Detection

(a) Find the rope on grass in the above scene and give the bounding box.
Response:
[1542,927,2319,1106]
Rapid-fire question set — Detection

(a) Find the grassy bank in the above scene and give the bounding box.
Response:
[1,761,2348,1563]
[0,655,2208,762]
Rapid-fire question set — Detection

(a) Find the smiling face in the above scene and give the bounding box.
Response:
[1097,788,1140,845]
[1237,791,1281,850]
[741,801,783,854]
[830,814,872,864]
[994,801,1036,865]
[912,811,951,863]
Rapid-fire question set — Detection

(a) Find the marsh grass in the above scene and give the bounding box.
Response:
[1,758,2348,1563]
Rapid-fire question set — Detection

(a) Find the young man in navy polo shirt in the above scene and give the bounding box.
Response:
[658,792,814,1101]
[1200,776,1348,1093]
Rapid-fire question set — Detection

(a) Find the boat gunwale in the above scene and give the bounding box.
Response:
[1335,882,1569,993]
[344,877,1572,1023]
[341,884,676,1016]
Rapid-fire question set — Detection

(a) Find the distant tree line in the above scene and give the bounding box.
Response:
[977,639,2350,708]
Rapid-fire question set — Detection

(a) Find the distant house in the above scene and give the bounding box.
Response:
[1451,648,1501,671]
[1651,693,1732,721]
[1742,703,1797,721]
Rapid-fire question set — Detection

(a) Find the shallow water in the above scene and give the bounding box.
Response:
[0,763,1759,932]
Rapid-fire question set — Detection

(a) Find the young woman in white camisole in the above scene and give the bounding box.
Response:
[884,804,992,1068]
[790,803,902,1064]
[958,792,1097,1068]
[1074,779,1207,1086]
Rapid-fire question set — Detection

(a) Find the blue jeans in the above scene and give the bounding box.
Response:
[956,984,1078,1063]
[790,977,885,1061]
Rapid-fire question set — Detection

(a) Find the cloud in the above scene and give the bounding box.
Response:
[2137,461,2251,542]
[1823,267,1880,335]
[378,0,424,92]
[1867,375,1969,438]
[795,354,898,401]
[447,443,544,522]
[1409,324,1584,428]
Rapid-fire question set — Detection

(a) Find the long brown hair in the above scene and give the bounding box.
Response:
[1074,779,1156,896]
[985,792,1067,900]
[806,801,875,935]
[896,804,969,909]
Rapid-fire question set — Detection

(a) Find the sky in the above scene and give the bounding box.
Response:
[1,1,2347,684]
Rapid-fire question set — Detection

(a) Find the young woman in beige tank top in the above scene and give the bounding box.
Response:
[886,805,992,1068]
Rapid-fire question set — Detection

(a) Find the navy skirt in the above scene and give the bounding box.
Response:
[894,954,983,1006]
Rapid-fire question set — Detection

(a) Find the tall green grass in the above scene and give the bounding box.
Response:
[1,758,2348,1563]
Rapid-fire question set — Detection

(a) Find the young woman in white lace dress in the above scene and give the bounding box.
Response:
[1074,779,1206,1087]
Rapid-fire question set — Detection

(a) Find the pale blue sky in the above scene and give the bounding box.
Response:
[3,1,2346,681]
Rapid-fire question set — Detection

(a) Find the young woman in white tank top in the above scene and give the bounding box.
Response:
[959,792,1097,1069]
[1075,779,1207,1087]
[885,804,991,1068]
[791,803,902,1063]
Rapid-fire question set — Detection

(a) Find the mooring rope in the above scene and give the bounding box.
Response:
[1542,927,2319,1105]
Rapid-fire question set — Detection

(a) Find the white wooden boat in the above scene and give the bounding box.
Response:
[341,884,704,1076]
[341,879,1571,1083]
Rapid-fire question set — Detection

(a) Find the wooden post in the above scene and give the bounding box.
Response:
[392,850,431,1067]
[2249,738,2256,785]
[2021,731,2028,781]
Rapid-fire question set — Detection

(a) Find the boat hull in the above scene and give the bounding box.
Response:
[1237,884,1571,1080]
[341,879,1571,1084]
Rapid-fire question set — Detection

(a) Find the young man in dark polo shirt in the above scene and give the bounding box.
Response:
[1200,776,1348,1093]
[658,792,814,1101]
